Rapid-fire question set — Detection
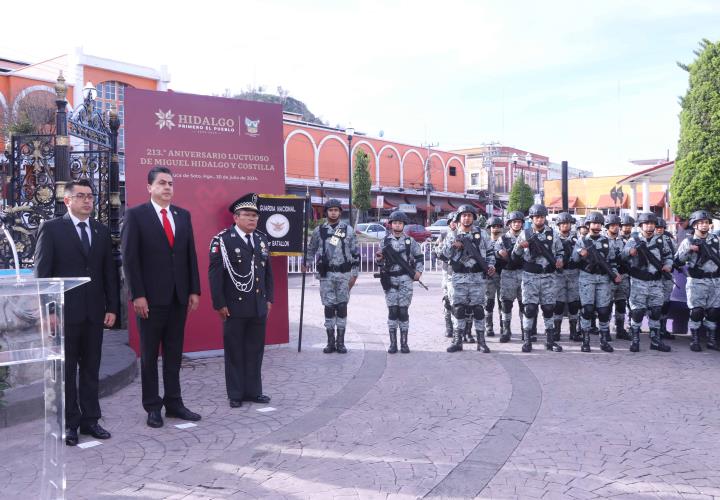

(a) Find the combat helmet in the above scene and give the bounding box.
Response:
[656,217,667,228]
[636,212,658,225]
[620,214,635,227]
[456,204,478,220]
[388,210,409,224]
[506,211,525,224]
[486,216,504,227]
[585,211,605,225]
[604,214,621,227]
[689,210,712,228]
[324,198,342,212]
[556,212,575,225]
[528,204,548,217]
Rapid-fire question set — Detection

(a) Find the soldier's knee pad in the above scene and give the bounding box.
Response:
[324,306,336,318]
[554,301,565,315]
[690,307,704,322]
[568,300,581,315]
[336,302,348,318]
[582,304,596,320]
[630,308,646,323]
[524,303,539,318]
[707,308,720,322]
[398,307,409,322]
[501,300,514,313]
[473,305,485,320]
[453,305,466,319]
[540,304,555,318]
[596,306,612,323]
[614,300,626,314]
[648,306,662,321]
[388,306,400,320]
[485,298,495,312]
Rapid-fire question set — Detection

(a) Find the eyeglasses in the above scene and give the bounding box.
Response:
[70,193,95,201]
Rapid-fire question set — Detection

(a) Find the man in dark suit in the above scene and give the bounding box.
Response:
[34,179,119,446]
[121,166,201,428]
[208,193,273,408]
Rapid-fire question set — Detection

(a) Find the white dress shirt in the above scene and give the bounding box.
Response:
[234,226,254,249]
[68,212,92,245]
[151,199,175,234]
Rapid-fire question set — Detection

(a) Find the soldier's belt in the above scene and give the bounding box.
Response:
[327,263,352,272]
[523,262,555,274]
[629,269,661,281]
[688,268,720,279]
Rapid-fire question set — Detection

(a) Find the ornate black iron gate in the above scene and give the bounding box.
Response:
[1,73,121,269]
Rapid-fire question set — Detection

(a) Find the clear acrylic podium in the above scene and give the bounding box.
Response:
[0,276,89,500]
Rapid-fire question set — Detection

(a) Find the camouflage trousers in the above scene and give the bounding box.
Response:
[442,271,453,334]
[451,278,487,333]
[687,277,720,330]
[579,272,613,332]
[385,275,414,329]
[554,269,580,322]
[521,271,557,333]
[629,277,664,330]
[319,272,351,328]
[500,269,523,323]
[612,274,630,323]
[485,273,501,315]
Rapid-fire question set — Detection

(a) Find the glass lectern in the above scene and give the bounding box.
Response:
[0,276,89,500]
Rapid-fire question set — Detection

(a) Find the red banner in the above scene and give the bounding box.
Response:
[124,89,288,352]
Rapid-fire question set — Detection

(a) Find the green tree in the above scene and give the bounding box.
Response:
[671,39,720,218]
[507,176,534,214]
[352,149,372,225]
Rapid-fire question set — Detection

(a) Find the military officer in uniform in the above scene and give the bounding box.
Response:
[303,199,359,354]
[209,193,274,408]
[485,216,505,337]
[436,211,457,338]
[675,210,720,351]
[620,215,635,242]
[513,204,564,352]
[553,212,581,341]
[655,217,677,340]
[495,211,526,343]
[605,214,631,339]
[376,211,424,353]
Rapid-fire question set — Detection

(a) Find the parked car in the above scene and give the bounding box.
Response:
[405,224,432,242]
[426,218,449,240]
[355,222,387,239]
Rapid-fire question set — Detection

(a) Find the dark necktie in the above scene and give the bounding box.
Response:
[78,221,90,256]
[160,208,174,247]
[246,233,253,250]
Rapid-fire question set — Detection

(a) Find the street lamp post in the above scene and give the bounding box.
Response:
[346,126,354,222]
[511,152,519,189]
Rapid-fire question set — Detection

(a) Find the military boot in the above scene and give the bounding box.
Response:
[649,328,671,352]
[689,328,702,352]
[545,328,563,352]
[335,328,348,354]
[400,329,410,354]
[553,319,562,342]
[521,332,533,353]
[660,318,675,340]
[464,320,476,343]
[476,329,490,353]
[629,325,641,352]
[599,328,614,352]
[444,312,454,338]
[581,328,591,352]
[387,327,398,354]
[323,328,336,354]
[530,317,538,342]
[615,318,630,340]
[499,319,512,343]
[569,319,580,341]
[707,328,718,351]
[485,315,495,337]
[447,328,463,353]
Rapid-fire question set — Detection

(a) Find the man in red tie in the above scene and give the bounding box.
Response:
[121,166,201,428]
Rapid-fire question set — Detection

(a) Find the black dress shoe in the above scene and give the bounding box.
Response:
[80,423,111,439]
[229,399,243,408]
[165,406,202,421]
[147,410,164,428]
[244,395,271,404]
[65,428,79,446]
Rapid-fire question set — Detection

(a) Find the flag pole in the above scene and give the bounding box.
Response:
[298,188,311,352]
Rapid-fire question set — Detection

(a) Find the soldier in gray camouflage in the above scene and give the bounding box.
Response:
[376,211,424,354]
[572,212,622,352]
[655,217,677,340]
[303,199,359,354]
[621,212,673,352]
[485,217,504,337]
[675,210,720,351]
[513,204,565,352]
[620,215,635,242]
[442,204,496,353]
[495,211,526,343]
[554,212,581,342]
[436,212,457,338]
[604,214,630,340]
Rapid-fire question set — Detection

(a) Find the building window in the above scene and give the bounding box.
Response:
[96,81,130,179]
[449,166,457,176]
[471,173,479,185]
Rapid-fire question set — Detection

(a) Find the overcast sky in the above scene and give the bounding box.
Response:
[3,0,720,175]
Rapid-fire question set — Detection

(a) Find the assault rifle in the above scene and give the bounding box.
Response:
[693,237,720,269]
[633,235,676,285]
[581,238,617,280]
[526,229,560,272]
[456,232,490,275]
[374,243,428,290]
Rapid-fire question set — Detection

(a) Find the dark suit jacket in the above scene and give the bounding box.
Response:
[121,202,201,307]
[34,214,119,325]
[208,227,274,318]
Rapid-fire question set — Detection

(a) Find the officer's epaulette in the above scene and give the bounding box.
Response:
[209,228,229,252]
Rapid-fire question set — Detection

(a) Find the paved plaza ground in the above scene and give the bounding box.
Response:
[1,272,719,499]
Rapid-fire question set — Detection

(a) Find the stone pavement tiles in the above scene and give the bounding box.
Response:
[0,272,719,499]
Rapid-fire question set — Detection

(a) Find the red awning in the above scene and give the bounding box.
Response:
[595,194,617,209]
[596,192,666,209]
[547,196,578,209]
[432,198,454,212]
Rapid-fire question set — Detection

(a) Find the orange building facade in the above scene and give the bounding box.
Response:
[283,115,472,223]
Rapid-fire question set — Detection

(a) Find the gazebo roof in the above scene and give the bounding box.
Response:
[617,161,674,185]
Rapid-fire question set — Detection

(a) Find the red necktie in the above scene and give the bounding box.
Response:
[160,208,174,247]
